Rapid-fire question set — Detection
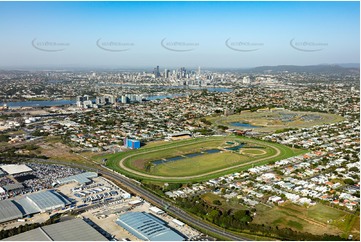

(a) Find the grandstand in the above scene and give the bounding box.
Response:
[167,132,192,141]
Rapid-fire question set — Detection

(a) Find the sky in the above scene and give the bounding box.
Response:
[0,1,359,69]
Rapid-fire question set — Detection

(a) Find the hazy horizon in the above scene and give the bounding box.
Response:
[0,1,359,69]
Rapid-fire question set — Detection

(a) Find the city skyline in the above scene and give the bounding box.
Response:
[0,1,359,68]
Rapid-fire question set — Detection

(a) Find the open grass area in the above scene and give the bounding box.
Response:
[208,110,344,132]
[152,152,249,177]
[102,135,306,182]
[201,193,248,211]
[5,130,26,135]
[253,202,359,239]
[241,148,267,155]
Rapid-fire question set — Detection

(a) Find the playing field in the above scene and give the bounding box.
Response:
[104,135,306,182]
[208,110,344,132]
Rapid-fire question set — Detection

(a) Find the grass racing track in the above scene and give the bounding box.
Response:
[104,136,306,182]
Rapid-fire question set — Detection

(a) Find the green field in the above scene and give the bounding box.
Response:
[208,110,344,132]
[253,202,360,240]
[102,135,306,182]
[151,152,248,176]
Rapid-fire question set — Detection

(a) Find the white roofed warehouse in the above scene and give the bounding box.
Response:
[0,164,32,175]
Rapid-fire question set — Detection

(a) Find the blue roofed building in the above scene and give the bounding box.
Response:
[124,137,141,149]
[116,212,185,241]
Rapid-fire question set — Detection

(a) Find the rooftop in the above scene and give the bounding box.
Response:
[116,212,185,241]
[26,190,71,211]
[57,172,98,185]
[0,200,23,223]
[0,164,32,175]
[3,219,108,241]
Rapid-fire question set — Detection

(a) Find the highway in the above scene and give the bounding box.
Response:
[28,158,250,241]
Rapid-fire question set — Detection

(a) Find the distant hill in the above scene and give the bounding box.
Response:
[334,63,360,68]
[239,64,359,74]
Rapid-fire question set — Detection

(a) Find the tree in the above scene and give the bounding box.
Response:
[0,135,9,142]
[349,167,359,172]
[233,210,247,220]
[207,210,220,222]
[213,200,222,205]
[344,178,355,185]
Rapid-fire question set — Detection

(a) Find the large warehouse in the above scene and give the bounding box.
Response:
[116,212,185,241]
[0,164,32,175]
[56,172,98,185]
[0,200,23,223]
[3,218,108,241]
[26,190,71,212]
[0,190,71,224]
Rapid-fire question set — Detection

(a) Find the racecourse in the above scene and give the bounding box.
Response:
[208,110,344,133]
[105,136,306,182]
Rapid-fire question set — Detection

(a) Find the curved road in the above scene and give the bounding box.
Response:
[28,158,250,241]
[117,139,281,180]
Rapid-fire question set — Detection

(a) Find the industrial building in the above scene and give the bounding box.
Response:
[0,190,71,224]
[3,218,108,241]
[0,169,6,177]
[0,200,23,224]
[123,137,141,149]
[2,183,24,193]
[25,190,71,213]
[56,172,98,185]
[0,164,32,175]
[116,212,185,241]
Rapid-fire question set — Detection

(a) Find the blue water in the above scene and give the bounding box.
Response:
[1,85,231,107]
[225,144,245,152]
[230,122,259,128]
[0,100,75,107]
[110,84,232,93]
[152,149,222,165]
[153,160,165,165]
[166,156,184,162]
[184,152,203,158]
[205,149,222,154]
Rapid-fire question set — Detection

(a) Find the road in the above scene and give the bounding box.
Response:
[28,158,250,241]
